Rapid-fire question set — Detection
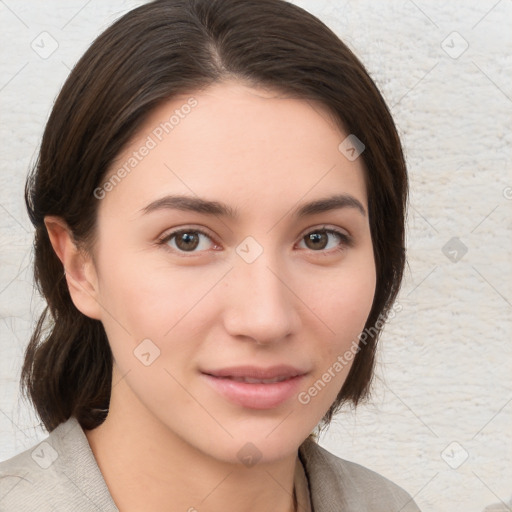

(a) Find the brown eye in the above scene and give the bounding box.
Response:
[304,231,329,250]
[159,228,215,253]
[299,228,352,253]
[175,231,200,251]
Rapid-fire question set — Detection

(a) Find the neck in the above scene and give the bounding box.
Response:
[84,372,297,512]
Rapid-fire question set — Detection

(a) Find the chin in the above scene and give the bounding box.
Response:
[194,418,315,466]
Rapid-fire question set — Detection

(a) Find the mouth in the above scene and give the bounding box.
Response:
[216,375,292,384]
[202,364,306,380]
[200,365,308,409]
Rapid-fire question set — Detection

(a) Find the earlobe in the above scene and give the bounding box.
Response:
[44,215,102,320]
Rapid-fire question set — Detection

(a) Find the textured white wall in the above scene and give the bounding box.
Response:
[1,1,511,511]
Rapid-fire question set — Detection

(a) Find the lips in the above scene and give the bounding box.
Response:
[201,365,308,409]
[203,365,305,380]
[225,375,290,384]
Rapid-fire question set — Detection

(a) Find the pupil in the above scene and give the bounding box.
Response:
[306,232,327,250]
[178,232,199,251]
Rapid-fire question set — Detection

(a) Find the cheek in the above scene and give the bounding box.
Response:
[319,260,376,343]
[95,251,224,372]
[304,252,376,397]
[96,242,195,325]
[298,271,376,415]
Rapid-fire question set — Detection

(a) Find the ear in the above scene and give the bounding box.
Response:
[44,215,102,320]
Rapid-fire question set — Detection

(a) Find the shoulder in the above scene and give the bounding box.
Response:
[299,437,422,512]
[0,426,59,511]
[0,417,117,511]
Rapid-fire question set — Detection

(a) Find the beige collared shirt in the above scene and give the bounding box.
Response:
[294,454,312,512]
[0,416,421,511]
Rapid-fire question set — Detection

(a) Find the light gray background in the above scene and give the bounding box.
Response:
[1,1,511,511]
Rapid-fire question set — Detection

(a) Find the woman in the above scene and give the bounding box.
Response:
[0,0,420,510]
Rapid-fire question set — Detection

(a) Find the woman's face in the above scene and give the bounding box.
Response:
[86,80,376,463]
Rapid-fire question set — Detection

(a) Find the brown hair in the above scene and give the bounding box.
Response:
[21,0,407,433]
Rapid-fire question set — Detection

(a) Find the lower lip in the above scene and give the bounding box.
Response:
[202,373,306,409]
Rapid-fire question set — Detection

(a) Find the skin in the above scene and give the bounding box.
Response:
[45,80,376,512]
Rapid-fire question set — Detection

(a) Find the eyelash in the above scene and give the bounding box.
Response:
[156,225,353,256]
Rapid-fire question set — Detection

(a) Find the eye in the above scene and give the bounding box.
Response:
[157,225,352,256]
[297,227,352,254]
[158,228,217,253]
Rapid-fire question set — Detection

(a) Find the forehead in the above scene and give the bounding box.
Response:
[98,80,368,220]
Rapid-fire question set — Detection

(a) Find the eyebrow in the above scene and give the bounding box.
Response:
[139,193,366,219]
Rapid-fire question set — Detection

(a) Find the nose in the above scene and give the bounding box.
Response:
[221,253,301,345]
